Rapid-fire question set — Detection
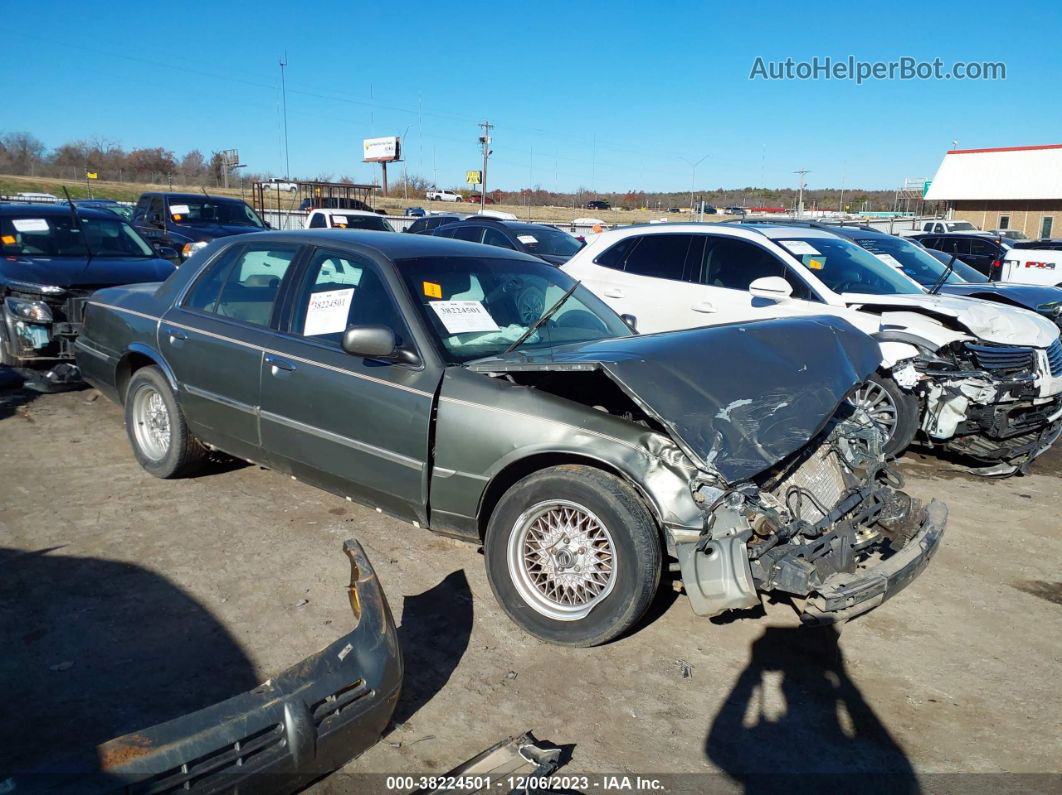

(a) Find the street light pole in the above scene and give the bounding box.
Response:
[279,54,291,179]
[680,154,708,219]
[794,168,810,218]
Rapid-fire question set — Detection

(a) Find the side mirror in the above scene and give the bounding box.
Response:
[147,212,163,226]
[620,313,638,332]
[154,244,179,263]
[749,276,793,302]
[341,325,419,365]
[264,222,273,230]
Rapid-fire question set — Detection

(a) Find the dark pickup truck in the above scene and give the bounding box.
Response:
[131,192,268,262]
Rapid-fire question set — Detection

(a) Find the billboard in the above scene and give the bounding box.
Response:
[363,136,401,163]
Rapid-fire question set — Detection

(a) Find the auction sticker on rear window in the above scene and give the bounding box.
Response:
[779,240,820,256]
[429,300,501,334]
[12,218,49,233]
[304,288,354,336]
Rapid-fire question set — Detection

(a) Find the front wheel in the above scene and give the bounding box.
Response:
[124,366,206,478]
[848,372,920,457]
[484,465,661,647]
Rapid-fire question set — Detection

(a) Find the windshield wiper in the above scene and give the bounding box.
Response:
[504,280,582,354]
[62,186,94,266]
[929,255,957,295]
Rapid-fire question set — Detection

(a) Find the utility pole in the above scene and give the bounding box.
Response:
[279,54,291,179]
[680,154,708,217]
[794,169,810,217]
[478,120,493,213]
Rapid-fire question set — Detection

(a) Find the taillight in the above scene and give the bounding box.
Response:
[992,259,1002,269]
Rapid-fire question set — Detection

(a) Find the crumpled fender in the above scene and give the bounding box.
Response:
[876,339,920,370]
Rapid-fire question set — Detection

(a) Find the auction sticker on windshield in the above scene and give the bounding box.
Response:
[429,300,501,334]
[517,234,538,244]
[169,204,190,216]
[11,218,49,233]
[304,288,354,335]
[874,253,904,269]
[780,240,820,256]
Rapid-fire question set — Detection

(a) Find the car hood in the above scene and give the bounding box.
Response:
[468,315,881,482]
[844,291,1060,348]
[941,282,1062,311]
[171,223,260,240]
[0,255,176,289]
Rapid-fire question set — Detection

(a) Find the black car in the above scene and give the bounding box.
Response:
[404,214,466,235]
[910,232,1012,278]
[73,198,135,222]
[759,221,1062,330]
[433,218,584,265]
[586,199,611,210]
[132,192,267,261]
[0,204,176,388]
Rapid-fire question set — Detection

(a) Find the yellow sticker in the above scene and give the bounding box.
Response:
[806,257,825,270]
[423,281,442,299]
[1,235,15,244]
[172,214,182,221]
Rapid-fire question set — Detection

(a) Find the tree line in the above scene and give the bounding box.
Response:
[1,130,911,211]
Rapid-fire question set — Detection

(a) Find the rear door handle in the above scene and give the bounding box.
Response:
[265,354,296,373]
[603,288,625,298]
[691,301,716,313]
[163,326,188,342]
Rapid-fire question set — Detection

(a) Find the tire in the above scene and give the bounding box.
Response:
[848,372,920,457]
[484,465,661,647]
[124,366,206,478]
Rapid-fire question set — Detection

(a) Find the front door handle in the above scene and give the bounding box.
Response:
[163,326,188,343]
[265,354,296,373]
[603,288,625,299]
[691,301,716,313]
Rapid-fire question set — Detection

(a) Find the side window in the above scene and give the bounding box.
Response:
[998,215,1010,230]
[969,238,998,257]
[594,236,639,270]
[434,226,456,238]
[206,244,298,327]
[1042,217,1054,239]
[622,234,695,280]
[149,196,164,218]
[702,237,787,292]
[482,227,516,249]
[452,226,484,243]
[291,249,409,351]
[308,212,327,228]
[184,244,244,312]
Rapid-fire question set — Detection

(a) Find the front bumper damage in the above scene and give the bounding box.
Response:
[2,289,89,389]
[673,413,947,622]
[20,539,402,794]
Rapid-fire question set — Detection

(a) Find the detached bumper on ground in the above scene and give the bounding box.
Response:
[31,539,402,794]
[802,499,947,623]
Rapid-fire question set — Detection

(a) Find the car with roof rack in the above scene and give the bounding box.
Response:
[562,221,1062,475]
[75,228,944,646]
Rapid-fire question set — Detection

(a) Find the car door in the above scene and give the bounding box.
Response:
[573,233,700,330]
[258,247,440,523]
[159,241,302,461]
[966,237,1000,275]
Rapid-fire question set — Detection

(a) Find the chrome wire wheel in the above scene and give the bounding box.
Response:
[848,380,898,443]
[507,499,617,621]
[131,385,171,461]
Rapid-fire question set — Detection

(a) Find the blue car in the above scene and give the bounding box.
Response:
[131,192,268,261]
[404,206,427,217]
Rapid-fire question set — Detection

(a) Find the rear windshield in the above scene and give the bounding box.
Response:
[513,227,583,257]
[330,214,394,232]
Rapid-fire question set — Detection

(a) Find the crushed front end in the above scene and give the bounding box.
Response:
[2,282,93,387]
[675,407,946,623]
[915,339,1062,475]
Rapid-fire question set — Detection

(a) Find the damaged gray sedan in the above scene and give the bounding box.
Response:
[76,230,946,646]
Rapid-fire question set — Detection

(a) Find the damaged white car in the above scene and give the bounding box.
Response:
[562,223,1062,476]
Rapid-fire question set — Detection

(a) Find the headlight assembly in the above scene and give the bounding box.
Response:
[181,241,209,259]
[5,297,53,322]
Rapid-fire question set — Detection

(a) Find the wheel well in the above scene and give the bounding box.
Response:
[475,452,658,541]
[115,352,159,404]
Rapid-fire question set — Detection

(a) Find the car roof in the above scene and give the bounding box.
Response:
[0,203,128,221]
[444,218,554,231]
[145,192,246,203]
[222,228,544,263]
[312,208,379,218]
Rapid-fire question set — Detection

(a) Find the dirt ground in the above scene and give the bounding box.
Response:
[1,387,1060,790]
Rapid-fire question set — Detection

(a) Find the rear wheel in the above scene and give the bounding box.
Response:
[848,372,919,457]
[484,465,661,647]
[124,366,206,478]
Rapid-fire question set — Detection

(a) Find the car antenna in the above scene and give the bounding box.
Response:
[61,185,94,266]
[200,185,210,198]
[929,255,956,295]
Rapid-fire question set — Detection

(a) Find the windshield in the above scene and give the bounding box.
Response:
[1,213,155,257]
[169,199,265,228]
[948,222,977,231]
[514,227,583,257]
[854,235,987,285]
[397,255,632,363]
[774,236,924,295]
[331,213,394,232]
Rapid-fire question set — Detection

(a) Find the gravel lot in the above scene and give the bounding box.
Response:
[1,387,1059,789]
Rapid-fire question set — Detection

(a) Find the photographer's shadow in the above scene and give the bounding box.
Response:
[705,624,919,794]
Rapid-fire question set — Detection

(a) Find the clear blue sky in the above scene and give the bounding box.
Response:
[4,0,1060,193]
